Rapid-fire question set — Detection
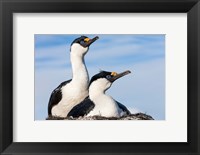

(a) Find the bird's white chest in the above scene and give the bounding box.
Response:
[52,83,88,117]
[62,83,88,101]
[87,95,121,117]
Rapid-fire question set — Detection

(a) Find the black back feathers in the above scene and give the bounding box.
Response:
[116,101,131,115]
[67,97,95,118]
[48,80,71,115]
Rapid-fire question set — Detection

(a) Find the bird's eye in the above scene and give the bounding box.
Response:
[106,75,112,79]
[80,40,85,44]
[80,40,87,47]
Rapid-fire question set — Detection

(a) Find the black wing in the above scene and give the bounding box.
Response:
[115,100,131,115]
[67,97,95,118]
[48,80,72,115]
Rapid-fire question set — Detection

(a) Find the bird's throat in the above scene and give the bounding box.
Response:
[70,54,89,89]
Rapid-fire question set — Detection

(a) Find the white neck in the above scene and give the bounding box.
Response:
[70,52,89,89]
[89,87,105,100]
[89,81,111,100]
[88,82,120,117]
[89,85,114,106]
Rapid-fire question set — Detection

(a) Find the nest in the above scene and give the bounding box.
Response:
[46,113,154,120]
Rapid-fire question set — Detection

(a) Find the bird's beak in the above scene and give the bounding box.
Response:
[85,36,99,47]
[110,70,131,82]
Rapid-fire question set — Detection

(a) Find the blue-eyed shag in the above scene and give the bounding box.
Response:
[48,36,99,117]
[68,70,131,118]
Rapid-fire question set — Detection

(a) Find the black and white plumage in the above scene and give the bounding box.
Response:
[48,36,99,117]
[68,70,131,118]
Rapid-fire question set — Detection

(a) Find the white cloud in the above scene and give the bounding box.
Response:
[35,35,164,69]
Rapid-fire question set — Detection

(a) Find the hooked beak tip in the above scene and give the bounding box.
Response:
[93,36,99,40]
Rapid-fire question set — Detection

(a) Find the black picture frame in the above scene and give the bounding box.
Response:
[0,0,200,154]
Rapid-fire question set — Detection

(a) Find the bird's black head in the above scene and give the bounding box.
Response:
[89,70,131,87]
[71,36,99,48]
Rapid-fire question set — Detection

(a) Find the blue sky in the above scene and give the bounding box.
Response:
[35,34,165,120]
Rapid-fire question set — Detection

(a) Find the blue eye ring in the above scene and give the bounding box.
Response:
[80,40,85,44]
[106,75,112,79]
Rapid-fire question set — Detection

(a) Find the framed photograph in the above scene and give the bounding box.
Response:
[0,0,200,154]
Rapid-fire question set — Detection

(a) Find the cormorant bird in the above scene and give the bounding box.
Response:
[48,36,99,117]
[68,70,131,118]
